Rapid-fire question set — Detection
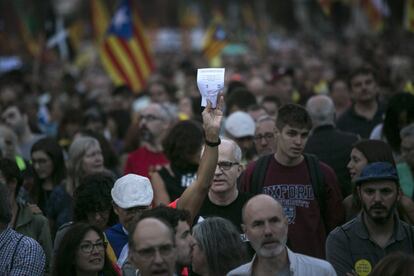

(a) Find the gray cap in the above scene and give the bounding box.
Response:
[111,174,154,208]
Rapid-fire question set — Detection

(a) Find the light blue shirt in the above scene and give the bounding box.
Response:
[228,247,336,276]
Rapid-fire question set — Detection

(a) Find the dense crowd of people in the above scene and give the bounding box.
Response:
[1,15,414,275]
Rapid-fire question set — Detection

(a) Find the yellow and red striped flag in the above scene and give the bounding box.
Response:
[202,15,228,63]
[99,0,155,93]
[404,0,414,32]
[91,0,110,44]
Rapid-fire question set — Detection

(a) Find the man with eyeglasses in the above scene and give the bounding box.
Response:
[196,138,252,234]
[124,103,175,178]
[254,115,277,157]
[105,174,153,271]
[129,217,176,276]
[108,95,224,275]
[139,206,193,276]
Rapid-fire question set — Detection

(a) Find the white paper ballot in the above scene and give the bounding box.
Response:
[197,68,225,108]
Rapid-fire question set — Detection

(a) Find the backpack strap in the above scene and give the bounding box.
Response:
[251,154,273,194]
[304,153,327,228]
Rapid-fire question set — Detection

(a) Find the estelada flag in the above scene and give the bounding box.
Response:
[99,0,155,93]
[202,15,228,62]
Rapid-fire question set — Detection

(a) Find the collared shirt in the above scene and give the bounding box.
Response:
[0,227,45,276]
[227,247,336,276]
[326,213,414,276]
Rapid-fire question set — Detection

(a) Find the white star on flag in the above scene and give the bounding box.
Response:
[112,7,129,30]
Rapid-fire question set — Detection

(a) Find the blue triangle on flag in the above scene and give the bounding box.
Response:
[107,0,133,39]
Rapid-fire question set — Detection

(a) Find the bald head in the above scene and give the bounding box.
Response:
[242,194,288,258]
[242,194,285,223]
[129,217,176,276]
[130,217,174,248]
[306,95,335,127]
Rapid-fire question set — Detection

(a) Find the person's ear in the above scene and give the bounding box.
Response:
[241,224,246,234]
[236,164,243,177]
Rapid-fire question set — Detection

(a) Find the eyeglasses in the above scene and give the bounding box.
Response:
[79,240,107,254]
[133,244,174,259]
[217,161,239,171]
[140,114,162,122]
[254,132,275,141]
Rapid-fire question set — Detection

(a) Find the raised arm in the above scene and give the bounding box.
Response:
[176,95,224,222]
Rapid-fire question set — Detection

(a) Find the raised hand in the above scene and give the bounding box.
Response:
[202,93,224,142]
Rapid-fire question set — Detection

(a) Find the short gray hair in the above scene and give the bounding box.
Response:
[400,123,414,139]
[256,115,276,125]
[221,138,242,162]
[306,95,335,127]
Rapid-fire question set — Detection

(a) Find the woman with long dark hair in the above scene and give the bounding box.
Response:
[370,93,414,161]
[53,223,120,276]
[30,137,66,213]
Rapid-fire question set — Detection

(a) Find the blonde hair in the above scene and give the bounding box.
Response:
[66,136,101,193]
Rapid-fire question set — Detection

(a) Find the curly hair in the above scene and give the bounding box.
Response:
[52,223,118,276]
[73,173,117,227]
[162,120,204,171]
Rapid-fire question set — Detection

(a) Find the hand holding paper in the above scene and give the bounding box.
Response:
[197,68,225,108]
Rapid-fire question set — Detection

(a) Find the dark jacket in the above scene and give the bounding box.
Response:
[305,125,359,197]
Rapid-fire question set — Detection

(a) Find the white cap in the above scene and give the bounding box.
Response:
[111,174,154,208]
[225,111,255,138]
